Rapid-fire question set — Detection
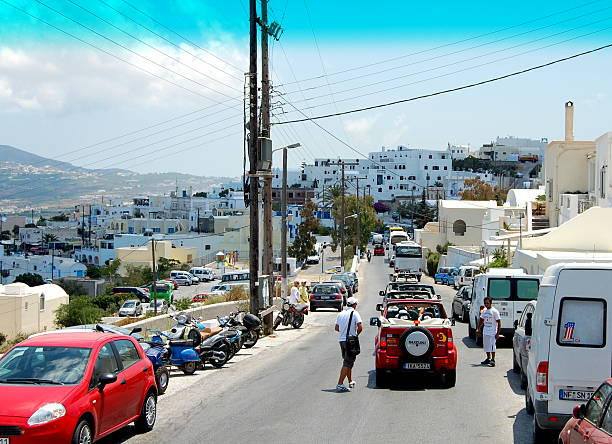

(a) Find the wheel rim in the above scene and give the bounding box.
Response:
[185,362,196,372]
[145,395,156,426]
[159,372,169,389]
[79,423,92,444]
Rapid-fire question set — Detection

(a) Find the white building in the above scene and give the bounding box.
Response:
[478,136,548,162]
[443,171,496,199]
[448,143,470,160]
[0,252,87,283]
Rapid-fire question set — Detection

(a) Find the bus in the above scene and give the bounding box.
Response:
[221,270,250,283]
[389,230,410,249]
[394,241,425,281]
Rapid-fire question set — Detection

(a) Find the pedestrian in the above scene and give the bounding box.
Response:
[298,279,309,307]
[289,280,300,307]
[335,297,362,392]
[476,296,501,367]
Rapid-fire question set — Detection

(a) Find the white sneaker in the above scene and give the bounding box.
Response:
[348,380,356,388]
[336,384,350,392]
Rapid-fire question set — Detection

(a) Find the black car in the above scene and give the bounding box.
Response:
[331,274,354,297]
[309,283,344,312]
[451,285,472,322]
[112,286,150,303]
[341,272,359,293]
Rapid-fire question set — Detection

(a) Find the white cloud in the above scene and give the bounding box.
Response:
[343,115,379,134]
[382,113,409,146]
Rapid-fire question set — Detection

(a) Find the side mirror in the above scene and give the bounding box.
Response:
[379,290,385,296]
[98,373,117,390]
[525,316,533,337]
[369,317,381,327]
[376,303,383,312]
[130,327,142,334]
[513,319,519,330]
[573,404,586,419]
[451,319,456,326]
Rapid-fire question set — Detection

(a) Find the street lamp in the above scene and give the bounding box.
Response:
[344,214,358,221]
[273,143,301,300]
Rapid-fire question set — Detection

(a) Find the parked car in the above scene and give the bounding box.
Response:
[119,299,143,317]
[326,265,343,274]
[189,267,216,282]
[210,282,249,295]
[526,263,612,441]
[306,252,320,264]
[170,270,197,284]
[309,283,344,312]
[451,285,472,322]
[112,286,150,303]
[434,267,451,284]
[370,299,457,388]
[147,299,170,314]
[0,332,157,442]
[330,274,354,298]
[560,378,612,444]
[512,301,535,390]
[171,276,192,286]
[339,272,359,293]
[65,324,143,341]
[380,282,437,298]
[468,269,541,344]
[322,281,348,304]
[453,265,481,289]
[192,293,209,303]
[165,279,179,290]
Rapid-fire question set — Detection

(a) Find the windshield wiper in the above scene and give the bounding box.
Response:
[1,378,64,385]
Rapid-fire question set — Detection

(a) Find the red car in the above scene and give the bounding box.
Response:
[560,378,612,443]
[374,245,385,256]
[370,299,457,388]
[192,293,209,303]
[0,332,158,443]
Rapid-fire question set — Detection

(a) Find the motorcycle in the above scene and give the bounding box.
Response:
[216,316,244,359]
[220,311,262,349]
[273,299,308,330]
[148,329,201,375]
[191,319,233,369]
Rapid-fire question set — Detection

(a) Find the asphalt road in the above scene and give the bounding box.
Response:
[108,256,533,444]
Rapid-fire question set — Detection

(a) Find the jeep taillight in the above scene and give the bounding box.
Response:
[446,329,454,351]
[536,361,549,393]
[379,328,388,349]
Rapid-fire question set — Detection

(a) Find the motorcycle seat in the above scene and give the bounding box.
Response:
[168,339,194,347]
[200,326,223,335]
[219,330,238,338]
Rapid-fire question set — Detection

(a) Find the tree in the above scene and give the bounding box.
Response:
[36,217,47,226]
[55,296,105,327]
[413,191,438,229]
[219,188,233,197]
[373,201,390,213]
[14,273,45,287]
[193,191,208,198]
[56,279,87,297]
[42,233,59,247]
[157,257,183,277]
[436,242,454,255]
[122,265,154,287]
[321,185,342,208]
[331,194,382,255]
[488,249,508,268]
[288,200,319,263]
[49,213,69,222]
[460,178,508,205]
[86,266,102,279]
[100,259,121,283]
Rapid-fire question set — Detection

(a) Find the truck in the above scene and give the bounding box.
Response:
[372,234,383,245]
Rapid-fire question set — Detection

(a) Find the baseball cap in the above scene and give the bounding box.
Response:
[347,297,358,306]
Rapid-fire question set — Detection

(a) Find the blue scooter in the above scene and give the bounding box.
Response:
[148,329,201,375]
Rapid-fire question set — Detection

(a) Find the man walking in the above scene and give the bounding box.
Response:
[476,297,501,367]
[335,297,362,392]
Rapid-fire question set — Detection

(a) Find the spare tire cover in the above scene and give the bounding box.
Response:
[402,327,434,357]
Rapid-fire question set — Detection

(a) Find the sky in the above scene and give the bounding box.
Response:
[0,0,611,179]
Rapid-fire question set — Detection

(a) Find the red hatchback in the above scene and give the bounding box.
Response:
[0,332,158,444]
[560,378,612,444]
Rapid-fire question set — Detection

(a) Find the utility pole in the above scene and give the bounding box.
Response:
[281,147,288,302]
[81,205,85,247]
[51,249,54,280]
[329,161,357,267]
[151,238,158,315]
[196,208,200,233]
[87,205,92,248]
[260,0,273,334]
[248,0,259,316]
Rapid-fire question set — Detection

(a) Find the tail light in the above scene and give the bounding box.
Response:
[335,294,341,300]
[446,328,454,351]
[379,329,388,349]
[341,288,346,293]
[309,294,315,300]
[536,361,549,393]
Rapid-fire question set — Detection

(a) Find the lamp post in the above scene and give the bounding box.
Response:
[273,143,300,301]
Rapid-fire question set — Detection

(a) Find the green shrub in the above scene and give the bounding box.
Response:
[174,299,193,311]
[0,332,6,346]
[90,293,126,313]
[426,252,439,276]
[55,296,105,327]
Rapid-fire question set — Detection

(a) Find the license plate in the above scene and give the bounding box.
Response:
[0,438,9,444]
[321,296,330,300]
[499,311,509,317]
[404,363,430,370]
[559,389,594,401]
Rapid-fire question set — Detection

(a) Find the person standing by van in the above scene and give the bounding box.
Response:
[477,297,501,367]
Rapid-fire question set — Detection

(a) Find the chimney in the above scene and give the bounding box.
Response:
[565,101,574,141]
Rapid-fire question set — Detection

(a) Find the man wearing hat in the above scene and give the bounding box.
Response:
[298,279,309,306]
[334,297,362,392]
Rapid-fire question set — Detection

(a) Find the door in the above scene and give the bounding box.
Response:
[548,269,612,415]
[513,279,539,327]
[569,383,612,443]
[112,339,147,421]
[89,343,123,434]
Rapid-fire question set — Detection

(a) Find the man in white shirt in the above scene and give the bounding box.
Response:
[476,297,501,367]
[334,297,362,392]
[289,280,300,306]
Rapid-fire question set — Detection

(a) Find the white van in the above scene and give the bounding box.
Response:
[170,270,198,283]
[453,266,481,289]
[210,282,249,295]
[189,267,216,282]
[468,269,541,344]
[526,263,612,440]
[221,270,250,283]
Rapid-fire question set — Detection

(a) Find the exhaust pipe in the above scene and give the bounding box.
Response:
[213,351,226,360]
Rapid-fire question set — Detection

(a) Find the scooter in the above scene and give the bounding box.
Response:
[191,319,233,369]
[148,329,201,375]
[140,341,170,395]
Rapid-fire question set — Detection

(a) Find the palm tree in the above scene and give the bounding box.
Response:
[42,233,59,248]
[322,184,343,209]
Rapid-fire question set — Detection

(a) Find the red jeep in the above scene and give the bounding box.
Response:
[370,299,457,388]
[373,245,385,256]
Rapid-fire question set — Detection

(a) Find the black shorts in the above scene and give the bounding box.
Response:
[340,341,356,368]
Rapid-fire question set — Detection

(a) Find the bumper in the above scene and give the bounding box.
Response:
[534,400,572,430]
[375,349,458,373]
[310,300,342,309]
[0,415,75,443]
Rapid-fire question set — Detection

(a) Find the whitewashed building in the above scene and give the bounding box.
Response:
[478,136,548,162]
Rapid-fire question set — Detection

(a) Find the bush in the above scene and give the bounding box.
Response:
[0,332,5,346]
[0,332,28,353]
[56,279,87,298]
[174,299,193,311]
[13,273,44,287]
[90,293,126,313]
[86,266,102,279]
[426,252,439,276]
[55,296,105,327]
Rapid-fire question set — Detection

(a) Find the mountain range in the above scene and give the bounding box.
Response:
[0,145,236,212]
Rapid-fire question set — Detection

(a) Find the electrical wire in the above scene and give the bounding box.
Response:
[275,42,612,124]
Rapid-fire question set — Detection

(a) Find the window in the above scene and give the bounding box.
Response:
[205,245,211,250]
[584,383,612,425]
[114,339,141,370]
[557,298,606,347]
[444,166,448,170]
[428,155,432,159]
[516,280,539,300]
[488,279,511,300]
[90,344,119,389]
[408,176,416,180]
[432,166,439,170]
[388,185,393,190]
[441,155,446,159]
[378,187,382,193]
[39,293,45,311]
[153,227,161,233]
[600,390,612,433]
[424,166,428,170]
[601,166,607,199]
[167,227,175,234]
[452,219,466,236]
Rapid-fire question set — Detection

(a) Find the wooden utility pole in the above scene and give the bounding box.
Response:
[329,161,357,266]
[151,238,158,315]
[281,147,288,302]
[260,0,273,334]
[248,0,259,316]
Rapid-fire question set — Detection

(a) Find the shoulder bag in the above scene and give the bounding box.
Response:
[345,310,361,356]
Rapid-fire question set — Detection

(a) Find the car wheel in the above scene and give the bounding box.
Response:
[525,391,535,414]
[520,369,528,390]
[154,366,169,395]
[72,418,93,444]
[512,351,520,373]
[310,306,316,312]
[134,391,157,433]
[440,369,456,388]
[181,361,197,375]
[375,369,388,388]
[468,323,476,339]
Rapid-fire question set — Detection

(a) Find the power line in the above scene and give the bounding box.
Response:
[276,0,607,86]
[275,42,612,124]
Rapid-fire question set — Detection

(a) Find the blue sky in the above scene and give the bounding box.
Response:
[0,0,610,178]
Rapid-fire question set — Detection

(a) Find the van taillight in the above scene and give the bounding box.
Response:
[536,361,549,393]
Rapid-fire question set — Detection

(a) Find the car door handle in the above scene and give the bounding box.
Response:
[142,366,150,373]
[120,378,126,385]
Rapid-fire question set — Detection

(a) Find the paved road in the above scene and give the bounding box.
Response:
[107,256,533,444]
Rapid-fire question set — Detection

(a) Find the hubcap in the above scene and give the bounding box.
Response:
[79,424,92,444]
[145,396,156,426]
[159,372,168,389]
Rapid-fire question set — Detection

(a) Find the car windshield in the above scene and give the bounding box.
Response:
[122,301,135,308]
[0,346,92,385]
[385,303,444,319]
[313,285,337,294]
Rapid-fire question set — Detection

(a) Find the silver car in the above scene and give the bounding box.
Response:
[147,299,170,314]
[512,301,536,390]
[118,299,143,317]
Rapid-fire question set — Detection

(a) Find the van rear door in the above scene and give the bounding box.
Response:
[547,269,612,415]
[487,277,540,332]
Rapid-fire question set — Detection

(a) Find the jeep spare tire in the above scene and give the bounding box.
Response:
[401,327,435,358]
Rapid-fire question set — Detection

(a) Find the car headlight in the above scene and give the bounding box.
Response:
[27,403,66,426]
